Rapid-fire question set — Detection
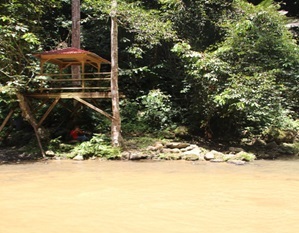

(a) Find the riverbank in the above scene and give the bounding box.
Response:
[1,136,298,165]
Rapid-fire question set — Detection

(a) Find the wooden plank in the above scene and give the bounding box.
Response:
[39,87,111,90]
[31,98,50,115]
[37,97,60,128]
[36,72,111,77]
[73,96,114,120]
[25,92,114,99]
[16,93,45,157]
[0,109,14,132]
[57,100,73,113]
[45,78,111,82]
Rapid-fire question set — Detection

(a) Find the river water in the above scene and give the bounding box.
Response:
[1,159,299,233]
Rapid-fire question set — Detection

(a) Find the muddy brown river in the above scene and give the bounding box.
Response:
[1,159,299,233]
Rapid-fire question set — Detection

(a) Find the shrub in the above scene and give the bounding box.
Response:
[71,134,121,160]
[121,89,175,134]
[138,89,174,130]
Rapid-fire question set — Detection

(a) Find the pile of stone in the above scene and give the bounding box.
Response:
[122,141,256,165]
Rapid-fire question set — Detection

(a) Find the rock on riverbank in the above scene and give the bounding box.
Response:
[121,141,256,165]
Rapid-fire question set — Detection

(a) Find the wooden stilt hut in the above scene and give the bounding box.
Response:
[1,47,122,156]
[23,47,117,122]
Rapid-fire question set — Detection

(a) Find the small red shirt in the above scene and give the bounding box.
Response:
[70,130,78,139]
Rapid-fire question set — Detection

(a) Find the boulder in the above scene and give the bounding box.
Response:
[206,150,226,162]
[182,148,205,161]
[253,138,267,146]
[147,142,164,151]
[227,160,246,165]
[234,151,256,162]
[73,154,84,161]
[161,148,175,153]
[159,153,182,160]
[204,151,215,160]
[210,158,225,163]
[210,150,226,159]
[45,150,55,157]
[129,152,149,160]
[228,147,244,153]
[181,144,198,152]
[165,142,190,149]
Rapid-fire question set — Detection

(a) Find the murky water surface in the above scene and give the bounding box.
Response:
[1,159,299,233]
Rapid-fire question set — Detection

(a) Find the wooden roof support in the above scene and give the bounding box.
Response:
[37,97,60,128]
[70,101,82,119]
[0,109,14,132]
[31,98,51,115]
[73,96,114,120]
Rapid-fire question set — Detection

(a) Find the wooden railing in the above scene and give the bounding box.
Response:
[32,72,111,93]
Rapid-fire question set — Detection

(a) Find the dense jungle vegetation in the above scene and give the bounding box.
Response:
[0,0,299,156]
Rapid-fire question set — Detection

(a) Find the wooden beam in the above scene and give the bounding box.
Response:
[57,100,73,113]
[38,87,110,91]
[25,92,116,99]
[37,97,61,128]
[73,96,114,120]
[70,101,82,118]
[0,109,14,132]
[17,93,45,157]
[31,98,51,115]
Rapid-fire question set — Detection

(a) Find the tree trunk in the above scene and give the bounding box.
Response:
[110,0,122,146]
[72,0,81,83]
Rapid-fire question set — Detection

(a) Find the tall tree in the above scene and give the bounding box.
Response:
[110,0,122,146]
[72,0,81,80]
[72,0,80,49]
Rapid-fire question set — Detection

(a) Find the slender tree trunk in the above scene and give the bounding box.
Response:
[72,0,80,83]
[111,0,122,146]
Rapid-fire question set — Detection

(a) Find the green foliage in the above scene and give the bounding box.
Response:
[234,151,256,162]
[0,0,65,116]
[138,89,174,129]
[48,134,121,159]
[120,99,149,134]
[163,0,234,50]
[71,134,121,160]
[48,137,74,153]
[172,0,299,137]
[121,89,175,134]
[124,136,162,150]
[83,0,176,49]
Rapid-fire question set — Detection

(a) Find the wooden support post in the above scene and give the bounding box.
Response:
[17,93,45,157]
[37,97,60,128]
[0,109,14,132]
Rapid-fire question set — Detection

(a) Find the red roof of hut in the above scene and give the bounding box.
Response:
[34,47,110,70]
